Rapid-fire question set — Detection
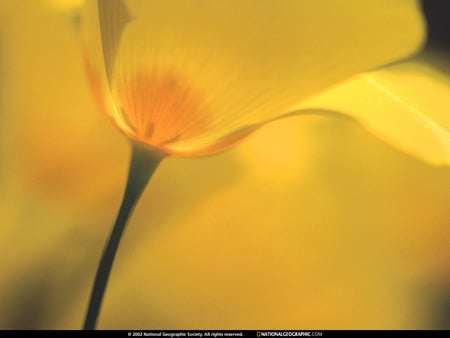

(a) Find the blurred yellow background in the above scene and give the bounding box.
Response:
[0,0,449,330]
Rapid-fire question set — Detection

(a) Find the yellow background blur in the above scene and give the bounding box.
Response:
[0,0,449,330]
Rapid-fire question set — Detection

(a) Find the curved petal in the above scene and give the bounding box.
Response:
[83,0,425,156]
[295,56,450,166]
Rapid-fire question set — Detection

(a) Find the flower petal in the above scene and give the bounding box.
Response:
[295,55,450,166]
[97,0,132,87]
[84,0,425,156]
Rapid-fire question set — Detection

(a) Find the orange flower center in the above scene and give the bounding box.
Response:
[117,70,211,150]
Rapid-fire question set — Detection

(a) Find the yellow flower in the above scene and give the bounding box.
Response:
[1,0,450,330]
[82,0,425,157]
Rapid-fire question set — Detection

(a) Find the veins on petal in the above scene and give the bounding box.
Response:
[117,70,211,151]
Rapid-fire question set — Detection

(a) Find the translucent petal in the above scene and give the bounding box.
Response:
[97,0,132,86]
[296,56,450,166]
[83,0,425,156]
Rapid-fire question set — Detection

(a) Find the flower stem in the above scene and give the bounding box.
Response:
[83,142,165,330]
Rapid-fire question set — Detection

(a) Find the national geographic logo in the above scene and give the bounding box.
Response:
[256,332,322,337]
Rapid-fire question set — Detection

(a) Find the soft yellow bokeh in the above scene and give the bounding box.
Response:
[0,0,449,331]
[57,116,449,329]
[47,0,84,11]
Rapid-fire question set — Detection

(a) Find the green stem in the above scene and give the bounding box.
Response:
[83,142,165,330]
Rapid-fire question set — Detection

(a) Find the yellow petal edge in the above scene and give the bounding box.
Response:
[296,56,450,166]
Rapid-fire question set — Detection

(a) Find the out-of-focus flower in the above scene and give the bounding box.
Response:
[83,0,425,157]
